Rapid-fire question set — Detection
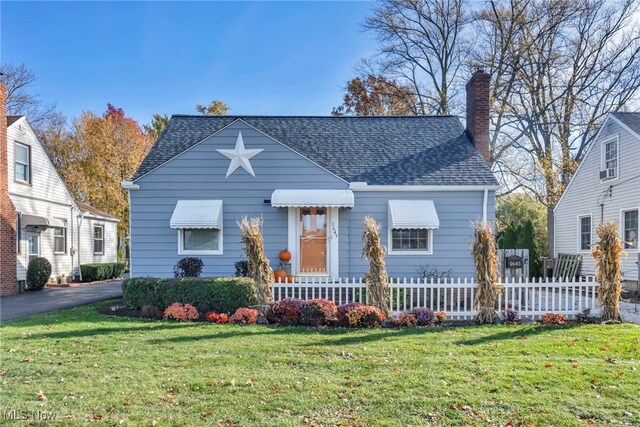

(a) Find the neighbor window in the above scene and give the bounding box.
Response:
[623,209,638,250]
[14,142,31,183]
[94,225,104,254]
[53,227,66,254]
[602,138,618,179]
[579,216,591,251]
[391,228,430,252]
[179,228,221,255]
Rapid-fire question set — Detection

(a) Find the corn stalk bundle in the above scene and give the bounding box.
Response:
[238,216,273,305]
[472,221,500,324]
[592,221,625,322]
[362,216,390,319]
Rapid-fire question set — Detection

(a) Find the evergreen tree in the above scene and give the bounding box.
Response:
[516,220,542,278]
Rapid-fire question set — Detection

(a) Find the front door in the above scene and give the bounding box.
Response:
[299,207,328,275]
[26,232,40,263]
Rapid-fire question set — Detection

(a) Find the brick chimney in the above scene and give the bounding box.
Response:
[465,69,491,165]
[0,82,18,296]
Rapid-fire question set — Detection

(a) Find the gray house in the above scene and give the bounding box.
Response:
[123,71,498,279]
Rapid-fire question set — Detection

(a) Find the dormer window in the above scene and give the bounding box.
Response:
[601,137,618,180]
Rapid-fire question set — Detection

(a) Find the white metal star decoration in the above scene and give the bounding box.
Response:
[216,131,264,178]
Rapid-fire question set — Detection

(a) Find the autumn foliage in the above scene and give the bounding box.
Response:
[45,104,153,238]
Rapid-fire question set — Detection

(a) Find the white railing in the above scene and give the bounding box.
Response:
[271,276,600,319]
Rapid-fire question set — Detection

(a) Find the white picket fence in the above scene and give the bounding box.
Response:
[271,276,600,319]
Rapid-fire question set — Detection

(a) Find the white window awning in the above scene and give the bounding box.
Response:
[271,189,355,208]
[388,200,440,229]
[21,214,49,229]
[170,200,223,229]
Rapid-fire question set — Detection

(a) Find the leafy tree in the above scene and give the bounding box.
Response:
[517,220,542,278]
[332,75,417,116]
[50,104,153,238]
[144,113,169,140]
[196,100,229,115]
[496,193,548,257]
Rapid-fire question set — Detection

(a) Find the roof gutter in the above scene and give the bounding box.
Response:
[122,181,140,191]
[349,183,500,192]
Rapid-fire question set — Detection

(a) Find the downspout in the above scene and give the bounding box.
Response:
[482,189,488,222]
[77,210,85,281]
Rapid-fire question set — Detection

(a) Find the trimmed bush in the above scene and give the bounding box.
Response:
[80,262,125,282]
[122,277,258,314]
[26,257,52,291]
[164,303,199,321]
[174,257,204,278]
[229,308,259,324]
[267,298,303,326]
[300,299,337,327]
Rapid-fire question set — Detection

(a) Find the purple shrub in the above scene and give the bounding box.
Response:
[412,307,435,326]
[504,307,519,322]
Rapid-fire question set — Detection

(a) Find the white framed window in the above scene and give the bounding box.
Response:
[178,228,222,255]
[14,142,31,184]
[53,227,67,254]
[622,209,638,250]
[578,215,592,252]
[601,136,618,180]
[94,225,104,254]
[388,228,433,255]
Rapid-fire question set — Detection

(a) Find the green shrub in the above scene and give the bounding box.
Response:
[26,257,52,291]
[122,277,258,314]
[80,263,125,281]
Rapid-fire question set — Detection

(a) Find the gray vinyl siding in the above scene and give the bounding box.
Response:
[554,117,640,281]
[130,120,347,277]
[346,191,494,279]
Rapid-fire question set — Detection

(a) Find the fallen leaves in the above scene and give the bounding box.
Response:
[37,390,48,401]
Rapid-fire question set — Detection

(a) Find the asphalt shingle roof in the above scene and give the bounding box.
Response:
[612,112,640,136]
[133,115,498,186]
[6,116,23,127]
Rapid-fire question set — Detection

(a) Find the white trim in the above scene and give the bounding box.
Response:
[177,228,223,256]
[271,189,354,208]
[577,213,593,253]
[288,206,338,277]
[387,227,434,256]
[620,207,639,252]
[350,183,499,192]
[127,189,133,278]
[599,135,619,183]
[555,113,639,213]
[132,118,349,184]
[482,189,488,221]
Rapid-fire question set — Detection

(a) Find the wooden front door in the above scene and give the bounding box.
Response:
[299,207,328,275]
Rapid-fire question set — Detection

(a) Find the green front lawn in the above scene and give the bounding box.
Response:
[1,304,639,426]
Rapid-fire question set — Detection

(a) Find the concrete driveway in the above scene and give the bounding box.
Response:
[0,280,123,322]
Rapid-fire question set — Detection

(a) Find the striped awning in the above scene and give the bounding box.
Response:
[388,200,440,229]
[170,200,223,229]
[271,189,355,208]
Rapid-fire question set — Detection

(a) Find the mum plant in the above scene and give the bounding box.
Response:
[164,303,199,321]
[300,299,337,327]
[204,311,230,324]
[267,298,303,326]
[229,308,259,324]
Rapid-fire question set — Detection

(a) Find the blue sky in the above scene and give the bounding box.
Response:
[1,1,376,125]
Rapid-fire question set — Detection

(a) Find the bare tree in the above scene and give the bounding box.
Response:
[476,0,640,254]
[0,63,56,126]
[363,0,471,115]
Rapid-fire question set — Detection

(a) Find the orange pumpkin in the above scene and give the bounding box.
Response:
[279,248,292,262]
[273,269,287,283]
[286,275,296,283]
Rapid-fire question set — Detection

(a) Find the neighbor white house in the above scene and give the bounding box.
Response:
[6,115,118,290]
[554,112,640,284]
